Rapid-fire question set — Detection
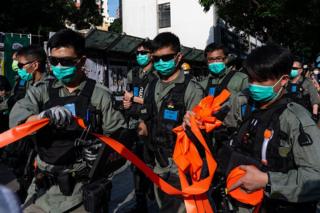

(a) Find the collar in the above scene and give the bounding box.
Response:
[52,77,87,93]
[209,67,231,79]
[162,69,185,84]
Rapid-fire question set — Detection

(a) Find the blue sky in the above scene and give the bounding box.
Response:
[108,0,119,17]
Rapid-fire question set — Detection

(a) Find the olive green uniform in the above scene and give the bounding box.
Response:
[223,92,320,212]
[287,77,320,107]
[9,78,126,213]
[198,68,248,96]
[145,70,204,213]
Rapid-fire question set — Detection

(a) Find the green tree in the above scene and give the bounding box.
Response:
[0,0,103,36]
[109,18,122,33]
[74,0,103,29]
[199,0,320,59]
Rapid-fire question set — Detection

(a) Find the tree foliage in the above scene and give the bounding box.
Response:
[109,18,122,33]
[199,0,320,60]
[0,0,103,35]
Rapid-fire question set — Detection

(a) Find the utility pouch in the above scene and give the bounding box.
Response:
[57,173,75,196]
[83,178,112,213]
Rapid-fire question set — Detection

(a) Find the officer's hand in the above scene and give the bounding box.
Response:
[182,111,202,130]
[124,90,133,101]
[227,165,268,194]
[123,99,132,109]
[39,106,72,127]
[138,121,148,136]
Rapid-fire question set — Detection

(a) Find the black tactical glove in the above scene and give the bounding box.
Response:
[312,113,319,123]
[39,106,72,127]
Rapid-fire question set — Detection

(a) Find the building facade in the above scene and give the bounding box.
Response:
[122,0,262,54]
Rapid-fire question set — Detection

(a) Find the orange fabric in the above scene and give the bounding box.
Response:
[226,166,264,206]
[172,89,230,213]
[264,129,272,139]
[0,90,231,213]
[0,118,49,148]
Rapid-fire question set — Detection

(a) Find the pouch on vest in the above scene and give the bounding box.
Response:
[83,178,111,213]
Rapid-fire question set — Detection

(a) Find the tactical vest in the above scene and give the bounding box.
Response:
[36,79,102,165]
[145,76,191,167]
[131,68,156,98]
[127,68,157,119]
[7,78,27,109]
[233,98,296,173]
[286,79,312,111]
[205,71,235,96]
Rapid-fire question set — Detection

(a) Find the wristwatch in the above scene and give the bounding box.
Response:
[130,95,134,103]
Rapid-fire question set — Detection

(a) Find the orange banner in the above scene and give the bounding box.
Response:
[0,89,262,212]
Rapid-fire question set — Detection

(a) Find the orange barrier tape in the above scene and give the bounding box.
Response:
[0,89,236,213]
[172,90,230,213]
[0,118,49,148]
[226,166,264,206]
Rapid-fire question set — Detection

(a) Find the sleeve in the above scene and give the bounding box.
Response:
[223,92,246,128]
[239,74,249,91]
[184,80,204,111]
[9,85,46,128]
[268,106,320,202]
[91,85,127,135]
[127,69,133,86]
[305,79,320,105]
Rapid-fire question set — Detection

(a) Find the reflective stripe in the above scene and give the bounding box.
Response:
[261,129,273,165]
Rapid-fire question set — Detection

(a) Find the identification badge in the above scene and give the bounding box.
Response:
[19,79,26,86]
[209,87,216,96]
[133,87,139,97]
[163,109,178,121]
[64,103,76,116]
[291,84,297,93]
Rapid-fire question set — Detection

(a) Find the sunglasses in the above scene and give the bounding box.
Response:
[48,56,80,66]
[136,51,150,55]
[207,56,225,62]
[153,54,176,62]
[292,67,301,70]
[17,60,36,69]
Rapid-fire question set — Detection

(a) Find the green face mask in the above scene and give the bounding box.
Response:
[153,59,176,76]
[290,69,299,78]
[136,54,150,67]
[51,65,77,84]
[248,77,284,102]
[12,60,19,72]
[208,62,226,75]
[18,68,33,81]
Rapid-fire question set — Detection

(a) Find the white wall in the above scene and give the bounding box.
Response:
[122,0,158,40]
[159,0,216,49]
[122,0,216,49]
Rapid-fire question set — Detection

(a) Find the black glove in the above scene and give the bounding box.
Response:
[82,139,103,168]
[39,106,72,127]
[312,113,319,123]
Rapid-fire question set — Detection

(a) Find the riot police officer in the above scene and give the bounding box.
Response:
[220,45,320,212]
[286,59,320,122]
[198,43,248,97]
[9,29,127,212]
[123,40,157,211]
[140,32,204,213]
